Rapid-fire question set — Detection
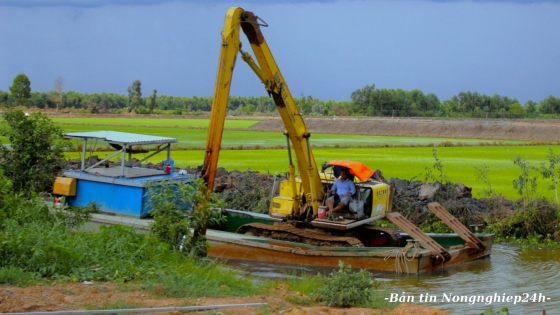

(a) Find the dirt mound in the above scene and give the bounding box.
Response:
[213,168,274,213]
[249,117,560,141]
[211,168,501,228]
[388,178,490,228]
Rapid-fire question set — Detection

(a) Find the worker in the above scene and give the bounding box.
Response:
[326,169,356,215]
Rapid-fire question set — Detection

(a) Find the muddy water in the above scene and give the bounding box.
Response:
[227,245,560,314]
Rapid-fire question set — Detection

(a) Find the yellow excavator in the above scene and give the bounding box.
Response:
[200,7,399,247]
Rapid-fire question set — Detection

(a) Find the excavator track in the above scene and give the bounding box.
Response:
[237,223,364,247]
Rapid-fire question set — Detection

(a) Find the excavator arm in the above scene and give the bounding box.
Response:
[201,7,324,217]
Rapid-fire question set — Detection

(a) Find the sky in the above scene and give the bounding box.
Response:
[0,0,559,104]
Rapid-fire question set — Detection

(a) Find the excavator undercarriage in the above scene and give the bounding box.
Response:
[237,222,402,248]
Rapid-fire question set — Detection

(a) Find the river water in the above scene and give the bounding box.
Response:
[227,244,560,314]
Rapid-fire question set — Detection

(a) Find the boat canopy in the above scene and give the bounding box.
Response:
[322,160,375,182]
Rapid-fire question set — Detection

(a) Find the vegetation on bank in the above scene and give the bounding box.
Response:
[396,150,560,246]
[2,73,560,118]
[0,170,392,309]
[0,110,69,194]
[0,109,554,315]
[0,112,390,308]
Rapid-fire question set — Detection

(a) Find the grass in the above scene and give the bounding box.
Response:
[66,145,560,201]
[54,123,530,149]
[85,300,140,310]
[1,185,395,308]
[0,267,40,285]
[0,183,259,295]
[3,117,527,148]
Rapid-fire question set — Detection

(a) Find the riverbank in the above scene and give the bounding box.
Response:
[0,282,450,315]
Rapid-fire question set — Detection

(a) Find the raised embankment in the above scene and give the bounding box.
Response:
[249,117,560,141]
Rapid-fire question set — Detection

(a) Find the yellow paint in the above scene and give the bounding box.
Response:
[53,177,77,196]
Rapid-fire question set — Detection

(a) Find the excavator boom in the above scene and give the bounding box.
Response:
[201,7,324,216]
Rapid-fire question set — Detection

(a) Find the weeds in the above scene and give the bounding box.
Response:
[85,300,140,310]
[146,178,225,256]
[62,201,100,228]
[142,261,255,298]
[486,197,559,240]
[481,307,510,315]
[475,164,499,198]
[423,148,446,183]
[512,155,537,204]
[539,148,560,206]
[0,267,40,285]
[284,295,312,306]
[431,147,447,183]
[496,233,560,249]
[312,261,380,307]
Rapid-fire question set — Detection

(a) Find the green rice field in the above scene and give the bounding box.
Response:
[54,118,529,148]
[2,117,533,148]
[66,145,560,201]
[4,116,557,201]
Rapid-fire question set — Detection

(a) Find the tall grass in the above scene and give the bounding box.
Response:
[1,212,257,296]
[0,174,255,296]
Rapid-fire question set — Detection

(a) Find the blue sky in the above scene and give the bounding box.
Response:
[0,0,559,103]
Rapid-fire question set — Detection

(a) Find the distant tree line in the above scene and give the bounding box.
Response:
[1,74,559,118]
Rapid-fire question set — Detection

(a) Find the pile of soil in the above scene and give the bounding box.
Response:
[249,117,560,141]
[387,178,501,227]
[209,168,510,227]
[0,282,449,315]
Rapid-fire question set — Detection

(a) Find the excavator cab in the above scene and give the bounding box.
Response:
[318,160,392,225]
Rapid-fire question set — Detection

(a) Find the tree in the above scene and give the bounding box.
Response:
[525,100,538,115]
[0,110,69,194]
[540,148,560,206]
[50,76,65,112]
[539,95,560,115]
[127,79,142,111]
[149,89,157,114]
[9,73,31,107]
[509,103,525,118]
[350,84,375,115]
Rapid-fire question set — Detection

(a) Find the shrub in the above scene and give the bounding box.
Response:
[0,267,39,285]
[146,179,225,256]
[312,261,379,307]
[486,197,559,239]
[0,110,70,194]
